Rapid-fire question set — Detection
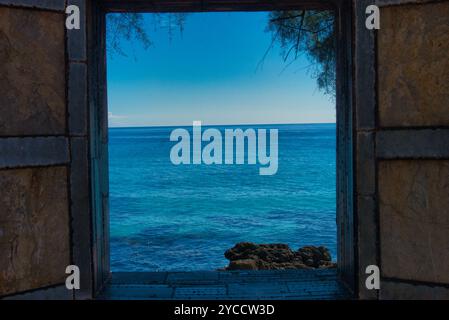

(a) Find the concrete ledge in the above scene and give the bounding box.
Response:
[102,0,335,12]
[376,0,439,7]
[357,195,378,300]
[70,137,93,299]
[376,129,449,158]
[68,63,88,136]
[0,137,69,168]
[0,0,65,11]
[2,284,72,300]
[355,0,376,131]
[357,132,375,195]
[380,279,449,300]
[100,270,350,300]
[67,0,86,61]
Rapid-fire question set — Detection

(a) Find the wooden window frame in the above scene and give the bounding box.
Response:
[86,0,355,298]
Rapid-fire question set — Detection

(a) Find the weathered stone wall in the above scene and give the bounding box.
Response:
[0,4,70,297]
[0,0,90,299]
[0,167,70,295]
[1,0,448,300]
[378,1,449,127]
[0,8,65,136]
[355,0,449,300]
[377,1,449,299]
[379,160,449,285]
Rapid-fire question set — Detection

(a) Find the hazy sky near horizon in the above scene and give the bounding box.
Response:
[106,12,335,127]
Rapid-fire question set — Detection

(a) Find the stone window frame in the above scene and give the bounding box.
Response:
[85,0,356,298]
[2,0,448,300]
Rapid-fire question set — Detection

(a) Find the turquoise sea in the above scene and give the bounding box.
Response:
[109,123,336,271]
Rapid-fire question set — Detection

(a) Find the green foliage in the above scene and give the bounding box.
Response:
[106,13,187,57]
[266,10,336,97]
[107,13,152,56]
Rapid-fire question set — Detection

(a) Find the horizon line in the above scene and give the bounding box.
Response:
[108,122,337,129]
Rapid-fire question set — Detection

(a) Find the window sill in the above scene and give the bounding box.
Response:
[97,269,351,300]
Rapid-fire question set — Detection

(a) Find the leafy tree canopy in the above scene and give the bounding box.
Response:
[266,10,335,97]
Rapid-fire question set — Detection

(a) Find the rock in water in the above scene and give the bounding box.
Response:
[296,246,333,268]
[228,259,259,270]
[223,242,336,270]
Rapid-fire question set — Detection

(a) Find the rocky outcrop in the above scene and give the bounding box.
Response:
[224,242,336,270]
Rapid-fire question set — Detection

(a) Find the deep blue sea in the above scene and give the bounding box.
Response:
[109,123,336,271]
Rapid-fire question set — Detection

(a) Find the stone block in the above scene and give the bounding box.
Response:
[70,137,92,299]
[2,285,72,300]
[0,166,70,296]
[355,0,376,131]
[67,0,86,61]
[0,137,69,168]
[379,160,449,284]
[0,0,65,11]
[0,7,65,136]
[377,129,449,159]
[357,195,378,299]
[68,63,87,136]
[356,132,375,195]
[380,280,449,300]
[378,2,449,127]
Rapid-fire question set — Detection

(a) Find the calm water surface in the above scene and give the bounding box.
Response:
[109,123,336,271]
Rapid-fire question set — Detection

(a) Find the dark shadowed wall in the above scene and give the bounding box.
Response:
[0,0,90,299]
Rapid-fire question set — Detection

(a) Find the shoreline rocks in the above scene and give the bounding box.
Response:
[223,242,336,270]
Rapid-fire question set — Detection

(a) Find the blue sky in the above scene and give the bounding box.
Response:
[106,12,335,127]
